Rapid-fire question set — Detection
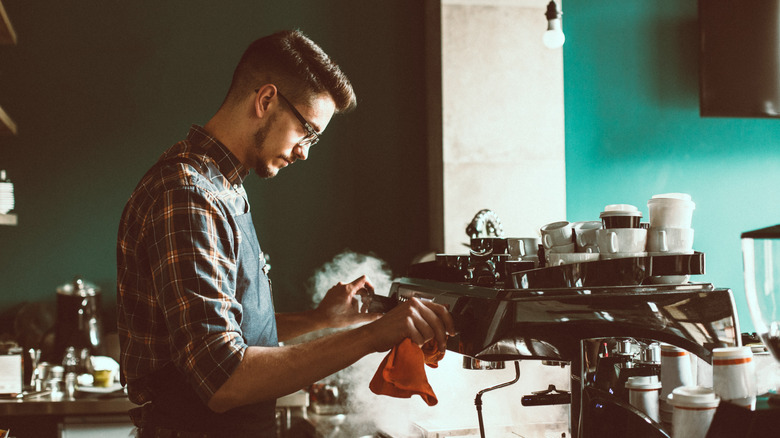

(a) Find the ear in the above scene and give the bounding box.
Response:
[253,84,278,118]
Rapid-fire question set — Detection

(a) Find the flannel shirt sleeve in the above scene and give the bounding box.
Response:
[145,184,248,403]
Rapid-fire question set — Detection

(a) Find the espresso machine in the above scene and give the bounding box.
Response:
[375,244,739,438]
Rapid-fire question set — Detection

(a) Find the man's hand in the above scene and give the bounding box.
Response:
[365,296,456,353]
[313,275,382,329]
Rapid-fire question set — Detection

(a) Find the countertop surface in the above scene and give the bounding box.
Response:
[0,389,134,417]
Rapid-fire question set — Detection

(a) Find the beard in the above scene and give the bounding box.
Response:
[252,124,275,179]
[252,112,288,179]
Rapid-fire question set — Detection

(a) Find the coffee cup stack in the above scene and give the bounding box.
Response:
[659,344,695,431]
[572,221,602,254]
[712,346,757,410]
[507,237,541,266]
[596,204,647,259]
[667,386,720,438]
[541,221,600,266]
[625,375,662,422]
[646,193,696,284]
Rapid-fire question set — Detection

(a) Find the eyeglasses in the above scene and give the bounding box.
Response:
[276,91,321,147]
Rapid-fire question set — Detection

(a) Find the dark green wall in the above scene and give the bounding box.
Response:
[564,1,780,332]
[0,1,432,329]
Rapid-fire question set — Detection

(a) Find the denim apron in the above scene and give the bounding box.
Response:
[138,208,280,437]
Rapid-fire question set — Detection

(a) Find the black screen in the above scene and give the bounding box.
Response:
[699,0,780,118]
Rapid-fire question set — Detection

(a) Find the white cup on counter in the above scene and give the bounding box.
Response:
[540,221,574,250]
[648,193,695,229]
[647,227,694,254]
[596,228,647,255]
[712,346,757,410]
[667,386,720,438]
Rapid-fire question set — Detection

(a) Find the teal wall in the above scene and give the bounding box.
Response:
[564,1,780,333]
[0,1,431,332]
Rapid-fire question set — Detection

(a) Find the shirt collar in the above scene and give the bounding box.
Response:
[186,125,249,186]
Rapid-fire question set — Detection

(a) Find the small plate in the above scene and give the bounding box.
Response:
[76,383,124,394]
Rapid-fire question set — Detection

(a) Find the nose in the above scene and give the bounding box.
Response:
[293,143,310,161]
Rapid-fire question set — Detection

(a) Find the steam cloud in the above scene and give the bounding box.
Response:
[307,250,395,307]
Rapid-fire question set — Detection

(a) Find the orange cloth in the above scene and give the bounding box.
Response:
[369,338,445,406]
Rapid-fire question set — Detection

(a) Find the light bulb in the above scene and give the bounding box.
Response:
[543,19,566,48]
[543,1,565,49]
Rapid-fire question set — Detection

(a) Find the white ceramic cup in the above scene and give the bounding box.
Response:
[596,228,648,254]
[648,194,696,229]
[572,221,602,250]
[507,237,540,260]
[540,221,573,249]
[626,375,662,422]
[667,386,720,438]
[647,227,694,253]
[712,346,757,409]
[547,252,600,266]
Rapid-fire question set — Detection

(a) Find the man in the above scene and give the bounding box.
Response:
[117,30,454,437]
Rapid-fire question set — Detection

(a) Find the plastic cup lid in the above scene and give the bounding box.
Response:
[625,375,661,389]
[604,204,639,212]
[647,197,695,209]
[667,386,720,408]
[652,193,692,201]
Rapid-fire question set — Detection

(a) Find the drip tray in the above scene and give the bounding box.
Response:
[412,420,568,438]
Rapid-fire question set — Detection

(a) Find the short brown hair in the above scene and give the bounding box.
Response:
[226,30,356,113]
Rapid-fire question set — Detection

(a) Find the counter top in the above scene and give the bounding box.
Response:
[0,390,134,417]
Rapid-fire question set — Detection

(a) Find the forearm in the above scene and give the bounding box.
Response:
[207,322,376,412]
[275,310,328,342]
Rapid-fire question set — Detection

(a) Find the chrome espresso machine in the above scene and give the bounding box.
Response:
[373,239,739,438]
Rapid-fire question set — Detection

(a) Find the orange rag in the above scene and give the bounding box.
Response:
[369,338,445,406]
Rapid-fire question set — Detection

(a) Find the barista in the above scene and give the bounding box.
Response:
[116,30,454,438]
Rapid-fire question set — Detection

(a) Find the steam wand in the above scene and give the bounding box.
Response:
[474,361,521,438]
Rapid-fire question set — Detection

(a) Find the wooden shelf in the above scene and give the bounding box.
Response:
[0,213,17,226]
[0,104,16,135]
[0,0,16,45]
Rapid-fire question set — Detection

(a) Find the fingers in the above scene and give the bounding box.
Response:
[347,275,375,296]
[410,298,448,349]
[392,297,453,351]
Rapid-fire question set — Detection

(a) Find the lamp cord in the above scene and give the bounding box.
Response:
[474,361,521,438]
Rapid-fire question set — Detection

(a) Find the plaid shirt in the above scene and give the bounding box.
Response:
[117,125,253,406]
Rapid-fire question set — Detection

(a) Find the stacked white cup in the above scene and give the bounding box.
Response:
[712,346,757,410]
[667,386,720,438]
[572,220,602,254]
[626,375,662,422]
[659,344,695,431]
[646,193,696,284]
[541,221,600,266]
